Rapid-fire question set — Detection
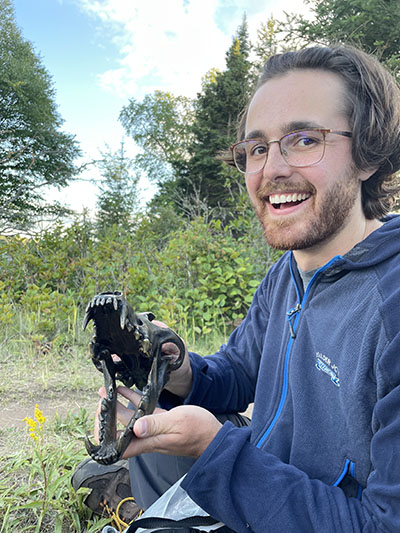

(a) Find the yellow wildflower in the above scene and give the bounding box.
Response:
[23,405,46,443]
[34,404,46,425]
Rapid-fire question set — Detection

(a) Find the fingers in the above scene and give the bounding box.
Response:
[152,319,169,329]
[94,392,222,459]
[125,406,223,459]
[115,386,142,407]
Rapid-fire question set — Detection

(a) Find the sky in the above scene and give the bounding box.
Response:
[12,0,311,215]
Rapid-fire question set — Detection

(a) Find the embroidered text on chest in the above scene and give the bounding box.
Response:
[315,351,340,387]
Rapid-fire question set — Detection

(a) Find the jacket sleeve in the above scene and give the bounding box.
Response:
[181,334,400,533]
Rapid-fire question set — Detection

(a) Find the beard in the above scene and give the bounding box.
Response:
[254,166,361,251]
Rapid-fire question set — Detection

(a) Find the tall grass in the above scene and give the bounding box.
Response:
[0,408,111,532]
[0,307,228,532]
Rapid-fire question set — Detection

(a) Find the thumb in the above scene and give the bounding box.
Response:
[134,412,172,439]
[134,416,149,437]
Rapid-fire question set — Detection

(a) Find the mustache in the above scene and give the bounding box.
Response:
[256,181,316,201]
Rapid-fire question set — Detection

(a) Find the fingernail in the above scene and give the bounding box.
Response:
[135,418,148,437]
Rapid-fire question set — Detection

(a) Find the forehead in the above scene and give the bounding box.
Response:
[245,69,348,138]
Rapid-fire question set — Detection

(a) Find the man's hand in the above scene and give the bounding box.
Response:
[152,319,193,399]
[95,386,223,459]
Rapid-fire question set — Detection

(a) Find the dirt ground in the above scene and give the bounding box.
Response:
[1,393,97,429]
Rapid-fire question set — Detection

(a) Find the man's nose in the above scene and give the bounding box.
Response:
[262,142,292,181]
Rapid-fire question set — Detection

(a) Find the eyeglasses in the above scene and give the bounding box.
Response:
[231,128,352,174]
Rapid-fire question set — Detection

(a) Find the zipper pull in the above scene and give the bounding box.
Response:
[286,303,301,339]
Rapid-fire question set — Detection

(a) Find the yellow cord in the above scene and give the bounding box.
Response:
[103,497,142,532]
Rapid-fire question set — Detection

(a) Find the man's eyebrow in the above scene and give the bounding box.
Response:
[284,121,324,132]
[245,129,265,140]
[245,121,324,140]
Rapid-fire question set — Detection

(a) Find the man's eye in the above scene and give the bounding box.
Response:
[297,137,317,147]
[250,143,267,157]
[291,133,321,148]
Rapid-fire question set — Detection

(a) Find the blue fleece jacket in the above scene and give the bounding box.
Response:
[178,214,400,532]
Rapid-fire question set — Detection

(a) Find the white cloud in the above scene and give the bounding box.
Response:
[75,0,311,100]
[77,0,230,98]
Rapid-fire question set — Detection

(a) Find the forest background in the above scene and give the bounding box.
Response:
[1,0,400,531]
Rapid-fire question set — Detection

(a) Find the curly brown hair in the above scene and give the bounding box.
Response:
[223,45,400,219]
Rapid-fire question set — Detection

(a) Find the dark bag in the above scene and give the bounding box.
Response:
[126,514,233,532]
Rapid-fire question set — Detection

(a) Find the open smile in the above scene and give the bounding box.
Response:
[268,192,311,210]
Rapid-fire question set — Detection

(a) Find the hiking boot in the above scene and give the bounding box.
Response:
[71,458,141,523]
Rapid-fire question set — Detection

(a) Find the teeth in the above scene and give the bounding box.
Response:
[269,193,310,205]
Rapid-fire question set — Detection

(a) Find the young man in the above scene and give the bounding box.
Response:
[79,45,400,531]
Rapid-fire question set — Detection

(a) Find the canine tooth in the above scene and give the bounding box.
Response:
[134,330,140,340]
[82,312,91,331]
[120,303,127,330]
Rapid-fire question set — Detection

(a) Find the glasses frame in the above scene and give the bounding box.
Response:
[230,128,352,174]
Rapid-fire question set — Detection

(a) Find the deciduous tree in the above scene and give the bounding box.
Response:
[0,0,80,233]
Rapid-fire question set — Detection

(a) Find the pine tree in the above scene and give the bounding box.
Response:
[95,143,139,235]
[180,16,255,210]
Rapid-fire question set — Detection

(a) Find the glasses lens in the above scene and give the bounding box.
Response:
[233,140,267,173]
[282,130,325,167]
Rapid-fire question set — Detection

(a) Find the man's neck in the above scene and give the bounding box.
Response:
[293,217,382,271]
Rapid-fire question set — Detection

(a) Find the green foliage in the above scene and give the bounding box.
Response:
[0,204,279,344]
[254,17,280,65]
[119,18,254,214]
[0,0,81,234]
[0,407,111,532]
[181,16,255,210]
[96,142,140,235]
[282,0,400,74]
[119,90,194,187]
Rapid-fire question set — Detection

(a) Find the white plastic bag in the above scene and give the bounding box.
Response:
[135,474,225,532]
[102,475,225,533]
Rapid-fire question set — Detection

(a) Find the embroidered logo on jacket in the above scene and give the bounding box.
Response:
[315,352,340,387]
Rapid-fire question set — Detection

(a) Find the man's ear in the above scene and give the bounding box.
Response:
[358,166,378,182]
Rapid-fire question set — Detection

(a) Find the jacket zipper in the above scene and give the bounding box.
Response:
[256,254,343,449]
[334,459,363,500]
[286,303,301,338]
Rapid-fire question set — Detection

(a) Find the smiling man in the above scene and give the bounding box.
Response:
[78,45,400,532]
[241,69,382,267]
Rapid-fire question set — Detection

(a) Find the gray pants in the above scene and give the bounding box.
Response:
[129,412,250,510]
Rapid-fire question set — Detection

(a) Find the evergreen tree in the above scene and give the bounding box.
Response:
[283,0,400,74]
[180,16,255,210]
[120,17,255,216]
[0,0,80,233]
[95,142,139,235]
[254,17,280,66]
